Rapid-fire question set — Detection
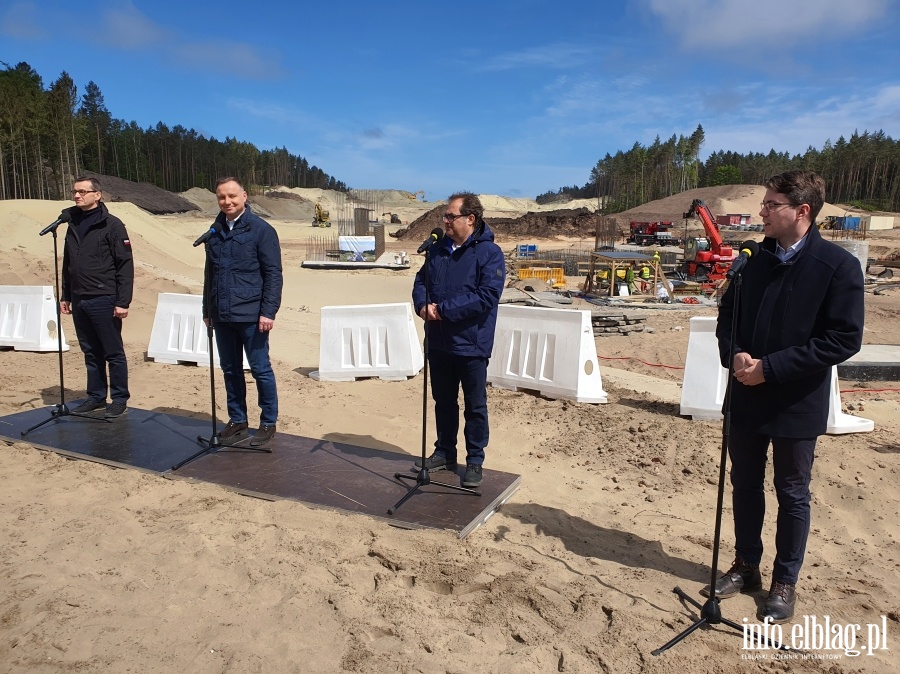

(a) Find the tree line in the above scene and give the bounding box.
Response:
[539,125,900,213]
[0,61,347,201]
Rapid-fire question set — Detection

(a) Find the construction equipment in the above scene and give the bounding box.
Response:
[628,221,680,246]
[313,202,331,228]
[381,212,402,224]
[680,199,736,281]
[406,190,425,201]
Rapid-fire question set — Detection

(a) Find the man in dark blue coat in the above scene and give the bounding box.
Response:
[412,192,505,487]
[202,177,283,447]
[708,170,864,623]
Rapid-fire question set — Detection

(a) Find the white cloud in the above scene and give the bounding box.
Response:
[478,43,599,71]
[100,2,166,49]
[0,2,47,40]
[704,82,900,155]
[643,0,890,49]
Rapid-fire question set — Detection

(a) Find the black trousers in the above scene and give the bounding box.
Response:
[72,294,129,403]
[729,431,817,585]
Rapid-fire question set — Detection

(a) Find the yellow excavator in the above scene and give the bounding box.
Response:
[313,202,331,227]
[406,190,425,201]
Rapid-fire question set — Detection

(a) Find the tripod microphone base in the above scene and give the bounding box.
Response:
[173,432,273,470]
[652,586,783,655]
[388,469,480,515]
[21,405,112,437]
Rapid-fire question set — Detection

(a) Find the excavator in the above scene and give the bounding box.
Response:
[680,199,736,281]
[313,202,331,227]
[406,190,425,201]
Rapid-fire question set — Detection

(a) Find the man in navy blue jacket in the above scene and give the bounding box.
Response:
[412,192,506,487]
[202,177,283,447]
[708,171,864,623]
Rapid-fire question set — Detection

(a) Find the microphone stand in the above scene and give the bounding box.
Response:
[653,271,786,655]
[172,237,271,470]
[389,239,479,515]
[22,224,111,437]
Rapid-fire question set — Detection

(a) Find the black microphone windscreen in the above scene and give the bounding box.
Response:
[740,240,759,255]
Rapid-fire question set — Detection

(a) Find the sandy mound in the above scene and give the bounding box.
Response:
[618,185,847,225]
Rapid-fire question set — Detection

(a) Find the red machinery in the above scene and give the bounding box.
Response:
[628,220,678,246]
[680,199,736,280]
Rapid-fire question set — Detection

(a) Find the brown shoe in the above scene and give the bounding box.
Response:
[700,556,762,598]
[761,580,796,624]
[250,424,276,448]
[220,420,249,442]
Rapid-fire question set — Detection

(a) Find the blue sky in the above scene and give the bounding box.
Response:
[3,0,899,198]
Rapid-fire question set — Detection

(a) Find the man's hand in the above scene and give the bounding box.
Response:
[60,301,71,315]
[203,317,211,328]
[258,316,275,332]
[419,303,441,321]
[113,306,128,319]
[733,352,765,386]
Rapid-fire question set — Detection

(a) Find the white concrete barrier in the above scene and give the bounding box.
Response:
[0,285,69,352]
[680,316,728,421]
[147,293,248,369]
[826,367,875,434]
[680,317,874,434]
[311,303,423,381]
[488,305,607,403]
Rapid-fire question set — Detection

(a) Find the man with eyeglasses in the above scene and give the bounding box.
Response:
[709,170,864,624]
[60,176,134,418]
[411,192,505,487]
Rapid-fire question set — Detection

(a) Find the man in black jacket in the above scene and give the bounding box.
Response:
[61,176,134,418]
[707,170,864,623]
[202,177,283,447]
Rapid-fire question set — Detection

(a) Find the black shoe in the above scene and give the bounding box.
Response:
[250,424,276,448]
[72,399,106,414]
[462,464,483,487]
[104,401,128,418]
[761,580,796,624]
[700,557,762,598]
[220,420,249,442]
[413,452,457,472]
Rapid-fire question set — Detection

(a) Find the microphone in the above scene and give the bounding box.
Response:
[39,209,73,236]
[726,240,760,279]
[193,227,217,247]
[417,228,444,254]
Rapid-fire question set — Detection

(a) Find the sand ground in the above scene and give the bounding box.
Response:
[1,198,898,673]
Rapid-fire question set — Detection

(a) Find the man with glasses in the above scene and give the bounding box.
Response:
[412,192,505,487]
[709,170,864,623]
[60,176,134,418]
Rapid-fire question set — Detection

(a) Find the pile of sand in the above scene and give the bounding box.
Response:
[618,185,847,225]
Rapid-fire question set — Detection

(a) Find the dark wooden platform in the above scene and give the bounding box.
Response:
[0,405,520,537]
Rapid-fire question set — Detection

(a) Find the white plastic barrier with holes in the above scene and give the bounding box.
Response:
[147,293,249,369]
[0,285,69,352]
[680,316,873,434]
[311,303,423,381]
[488,305,607,403]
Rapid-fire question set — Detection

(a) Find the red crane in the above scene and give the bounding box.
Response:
[680,199,737,280]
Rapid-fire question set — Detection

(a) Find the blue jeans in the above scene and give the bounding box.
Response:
[428,350,488,466]
[729,431,817,585]
[71,294,129,403]
[213,321,278,425]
